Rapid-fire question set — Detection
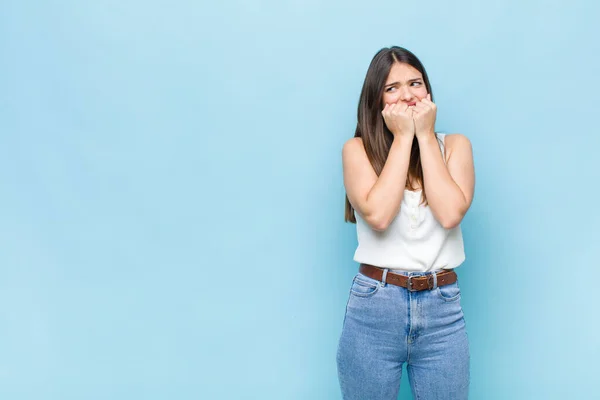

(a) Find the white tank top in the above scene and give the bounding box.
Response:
[353,133,466,272]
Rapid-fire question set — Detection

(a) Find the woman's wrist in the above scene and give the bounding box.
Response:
[416,129,436,142]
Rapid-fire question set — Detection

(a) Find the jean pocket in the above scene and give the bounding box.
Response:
[350,275,380,298]
[436,281,461,302]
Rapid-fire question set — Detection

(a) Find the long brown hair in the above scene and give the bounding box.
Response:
[344,46,443,223]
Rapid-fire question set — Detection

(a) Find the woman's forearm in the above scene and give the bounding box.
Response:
[364,135,414,230]
[418,133,468,229]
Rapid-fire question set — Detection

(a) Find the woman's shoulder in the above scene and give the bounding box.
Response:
[344,136,363,146]
[440,133,472,162]
[342,136,364,155]
[442,133,471,148]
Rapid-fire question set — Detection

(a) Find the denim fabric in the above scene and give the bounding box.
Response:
[336,269,470,400]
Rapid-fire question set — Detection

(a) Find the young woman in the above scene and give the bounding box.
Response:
[336,46,475,400]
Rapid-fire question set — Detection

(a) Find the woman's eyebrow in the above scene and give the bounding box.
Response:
[384,78,423,87]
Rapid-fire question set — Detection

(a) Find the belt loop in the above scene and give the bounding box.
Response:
[431,271,438,289]
[381,268,389,287]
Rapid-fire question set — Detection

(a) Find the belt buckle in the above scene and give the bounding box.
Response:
[427,274,434,290]
[406,276,416,291]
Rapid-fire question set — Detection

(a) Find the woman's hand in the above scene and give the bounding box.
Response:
[412,93,437,139]
[382,102,415,139]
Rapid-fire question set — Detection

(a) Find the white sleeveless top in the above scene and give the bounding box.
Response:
[353,133,465,272]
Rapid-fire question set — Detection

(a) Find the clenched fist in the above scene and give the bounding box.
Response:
[412,93,437,139]
[382,102,415,139]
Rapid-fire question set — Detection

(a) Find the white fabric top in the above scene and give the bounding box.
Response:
[353,133,466,272]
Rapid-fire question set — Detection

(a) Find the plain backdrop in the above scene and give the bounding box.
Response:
[1,0,599,399]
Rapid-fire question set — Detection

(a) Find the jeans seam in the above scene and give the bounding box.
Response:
[413,377,420,400]
[406,290,412,364]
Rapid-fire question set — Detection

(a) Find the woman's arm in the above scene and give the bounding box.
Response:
[418,132,475,229]
[343,135,414,231]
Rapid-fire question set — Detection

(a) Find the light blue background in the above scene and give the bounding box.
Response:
[1,1,599,399]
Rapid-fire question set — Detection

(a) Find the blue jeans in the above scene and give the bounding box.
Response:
[336,269,470,400]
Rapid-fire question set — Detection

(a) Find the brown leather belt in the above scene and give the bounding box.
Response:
[359,263,457,291]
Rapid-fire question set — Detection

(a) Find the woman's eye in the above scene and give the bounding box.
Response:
[411,82,422,86]
[386,87,396,92]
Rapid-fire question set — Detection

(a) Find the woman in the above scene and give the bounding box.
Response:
[336,46,475,400]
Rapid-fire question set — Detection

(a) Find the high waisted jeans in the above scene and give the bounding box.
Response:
[336,269,470,400]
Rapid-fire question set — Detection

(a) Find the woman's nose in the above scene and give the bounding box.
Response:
[399,87,413,101]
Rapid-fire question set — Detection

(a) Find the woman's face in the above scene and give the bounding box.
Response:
[382,62,428,109]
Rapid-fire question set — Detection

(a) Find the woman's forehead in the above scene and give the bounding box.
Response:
[386,63,422,83]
